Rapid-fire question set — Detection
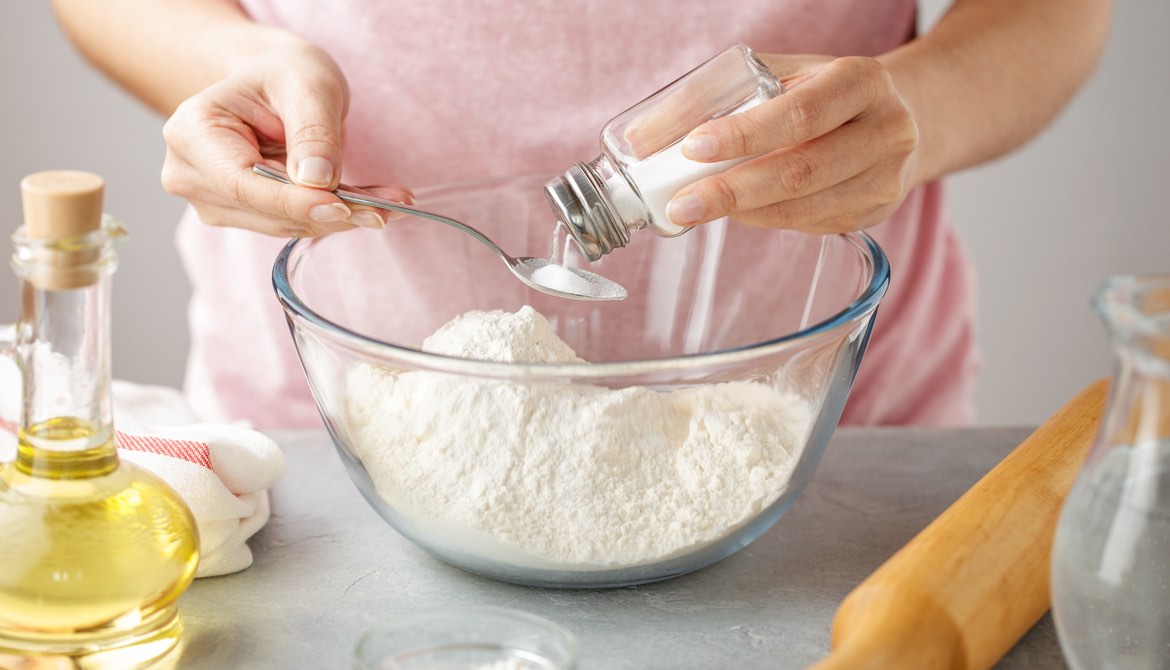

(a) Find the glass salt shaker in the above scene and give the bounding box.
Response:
[1051,274,1170,669]
[544,44,783,261]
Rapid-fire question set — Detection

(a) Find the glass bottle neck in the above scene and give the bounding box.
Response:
[1094,275,1170,452]
[13,234,119,479]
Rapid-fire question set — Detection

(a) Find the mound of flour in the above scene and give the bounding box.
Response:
[346,306,812,568]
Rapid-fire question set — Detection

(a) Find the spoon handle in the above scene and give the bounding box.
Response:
[251,163,512,262]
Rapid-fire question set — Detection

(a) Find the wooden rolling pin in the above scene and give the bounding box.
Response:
[808,379,1109,670]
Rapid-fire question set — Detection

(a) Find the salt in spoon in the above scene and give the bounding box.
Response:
[253,163,627,302]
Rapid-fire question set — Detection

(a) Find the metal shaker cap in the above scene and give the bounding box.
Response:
[544,163,631,262]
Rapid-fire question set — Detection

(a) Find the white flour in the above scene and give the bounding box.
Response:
[346,306,811,569]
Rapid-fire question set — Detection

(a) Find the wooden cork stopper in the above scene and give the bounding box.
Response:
[19,170,107,289]
[21,170,105,240]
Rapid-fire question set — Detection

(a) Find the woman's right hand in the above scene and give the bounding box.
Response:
[160,41,412,237]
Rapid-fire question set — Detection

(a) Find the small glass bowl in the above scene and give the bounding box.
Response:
[354,606,578,670]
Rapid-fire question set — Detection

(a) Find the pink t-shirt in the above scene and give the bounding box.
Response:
[177,0,978,428]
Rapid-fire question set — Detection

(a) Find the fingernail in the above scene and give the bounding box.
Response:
[666,194,707,225]
[295,157,334,187]
[682,133,719,161]
[309,203,350,223]
[352,210,385,229]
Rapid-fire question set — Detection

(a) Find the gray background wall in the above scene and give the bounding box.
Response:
[1,2,1166,426]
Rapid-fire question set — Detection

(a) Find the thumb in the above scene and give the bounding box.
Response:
[278,81,347,190]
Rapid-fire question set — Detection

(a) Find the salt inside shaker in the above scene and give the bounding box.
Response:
[544,44,783,261]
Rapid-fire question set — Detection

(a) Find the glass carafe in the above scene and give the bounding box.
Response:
[1052,274,1170,669]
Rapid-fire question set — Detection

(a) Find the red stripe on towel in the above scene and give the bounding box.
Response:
[116,432,213,470]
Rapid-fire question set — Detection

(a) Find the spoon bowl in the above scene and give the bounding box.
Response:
[253,163,627,302]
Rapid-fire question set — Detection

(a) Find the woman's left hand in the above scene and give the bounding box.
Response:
[665,55,920,233]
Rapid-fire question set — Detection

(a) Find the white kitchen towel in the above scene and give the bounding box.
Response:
[0,357,285,578]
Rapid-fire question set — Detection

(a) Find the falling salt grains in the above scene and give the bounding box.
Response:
[561,223,575,267]
[548,220,566,265]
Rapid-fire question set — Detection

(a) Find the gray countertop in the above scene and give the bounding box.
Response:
[178,427,1068,669]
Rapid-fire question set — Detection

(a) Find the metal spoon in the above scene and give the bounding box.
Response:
[253,163,627,302]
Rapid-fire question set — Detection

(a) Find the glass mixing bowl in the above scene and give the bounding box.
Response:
[272,174,889,588]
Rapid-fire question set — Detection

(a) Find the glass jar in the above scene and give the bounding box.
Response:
[544,44,783,261]
[1051,274,1170,669]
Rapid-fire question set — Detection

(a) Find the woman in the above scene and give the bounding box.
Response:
[49,0,1110,428]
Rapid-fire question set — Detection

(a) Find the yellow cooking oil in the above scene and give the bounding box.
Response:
[0,416,199,666]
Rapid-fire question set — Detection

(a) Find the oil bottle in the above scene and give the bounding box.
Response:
[0,171,199,668]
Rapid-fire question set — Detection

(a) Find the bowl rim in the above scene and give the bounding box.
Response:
[271,228,890,378]
[353,604,579,667]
